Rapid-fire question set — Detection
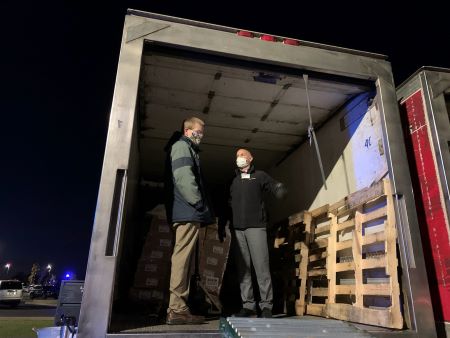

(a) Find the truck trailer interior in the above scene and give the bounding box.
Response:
[78,10,438,338]
[109,43,399,334]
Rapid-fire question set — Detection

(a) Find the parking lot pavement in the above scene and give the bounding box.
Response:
[25,299,58,307]
[0,300,57,317]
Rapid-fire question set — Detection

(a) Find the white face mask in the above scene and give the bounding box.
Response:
[236,156,248,168]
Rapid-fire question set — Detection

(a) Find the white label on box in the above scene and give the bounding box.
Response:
[205,276,219,289]
[160,239,172,247]
[150,251,164,259]
[152,290,164,300]
[145,278,158,287]
[158,225,170,233]
[203,269,215,277]
[138,290,152,300]
[212,246,224,255]
[206,257,218,266]
[144,264,157,272]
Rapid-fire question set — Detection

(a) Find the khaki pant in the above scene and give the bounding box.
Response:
[168,222,200,312]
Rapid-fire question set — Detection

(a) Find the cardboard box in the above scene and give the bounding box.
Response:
[129,287,168,304]
[135,261,170,275]
[133,270,170,289]
[133,259,171,289]
[140,249,170,261]
[197,223,231,310]
[142,237,173,252]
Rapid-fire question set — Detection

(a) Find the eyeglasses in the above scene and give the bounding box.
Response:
[191,130,204,136]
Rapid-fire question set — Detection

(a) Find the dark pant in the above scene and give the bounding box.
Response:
[233,227,273,311]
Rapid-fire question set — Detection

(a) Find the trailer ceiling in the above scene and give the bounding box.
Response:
[139,50,372,184]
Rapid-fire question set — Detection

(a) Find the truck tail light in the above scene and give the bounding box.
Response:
[237,30,254,38]
[283,38,300,46]
[260,34,276,42]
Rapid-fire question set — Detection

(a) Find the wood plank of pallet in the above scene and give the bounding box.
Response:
[274,237,286,248]
[327,214,337,306]
[336,219,355,232]
[329,198,346,215]
[310,205,330,218]
[288,211,304,226]
[306,303,327,316]
[296,211,311,316]
[326,303,401,328]
[335,262,356,272]
[315,224,331,235]
[361,207,387,223]
[335,207,356,218]
[309,258,326,269]
[347,180,384,209]
[384,179,403,329]
[362,231,386,246]
[336,239,352,251]
[335,285,355,295]
[311,287,329,297]
[308,269,327,277]
[309,251,328,262]
[302,211,320,313]
[361,256,386,269]
[311,238,328,249]
[353,209,363,308]
[362,283,391,296]
[363,195,387,213]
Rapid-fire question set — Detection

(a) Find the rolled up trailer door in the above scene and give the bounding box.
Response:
[77,10,437,338]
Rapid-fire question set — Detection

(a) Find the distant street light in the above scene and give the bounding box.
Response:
[5,263,11,275]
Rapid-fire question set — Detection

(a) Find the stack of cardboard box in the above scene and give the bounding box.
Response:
[129,205,231,314]
[198,223,231,311]
[129,206,173,314]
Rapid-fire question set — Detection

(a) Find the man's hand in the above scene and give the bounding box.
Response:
[193,200,204,211]
[274,183,288,199]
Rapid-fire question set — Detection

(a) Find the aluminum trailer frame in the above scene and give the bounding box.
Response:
[397,67,450,337]
[397,67,450,234]
[78,10,436,338]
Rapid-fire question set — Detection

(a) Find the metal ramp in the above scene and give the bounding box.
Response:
[220,317,374,338]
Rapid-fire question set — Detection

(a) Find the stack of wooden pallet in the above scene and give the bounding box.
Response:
[272,216,303,314]
[275,179,403,329]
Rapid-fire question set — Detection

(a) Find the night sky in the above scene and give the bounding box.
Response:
[2,1,449,280]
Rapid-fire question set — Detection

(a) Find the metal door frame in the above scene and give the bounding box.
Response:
[77,12,436,338]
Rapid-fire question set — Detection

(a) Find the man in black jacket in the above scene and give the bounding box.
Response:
[229,148,286,318]
[164,117,214,325]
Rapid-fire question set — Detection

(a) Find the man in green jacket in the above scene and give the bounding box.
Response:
[164,116,214,325]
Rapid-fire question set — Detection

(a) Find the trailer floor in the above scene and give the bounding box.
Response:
[107,314,400,337]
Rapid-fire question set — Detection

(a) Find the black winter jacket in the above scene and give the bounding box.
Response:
[230,165,284,229]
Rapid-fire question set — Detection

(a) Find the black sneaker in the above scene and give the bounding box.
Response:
[233,308,257,317]
[261,308,272,318]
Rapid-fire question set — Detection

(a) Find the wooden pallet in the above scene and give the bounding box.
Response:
[296,179,403,329]
[298,205,331,317]
[272,214,304,315]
